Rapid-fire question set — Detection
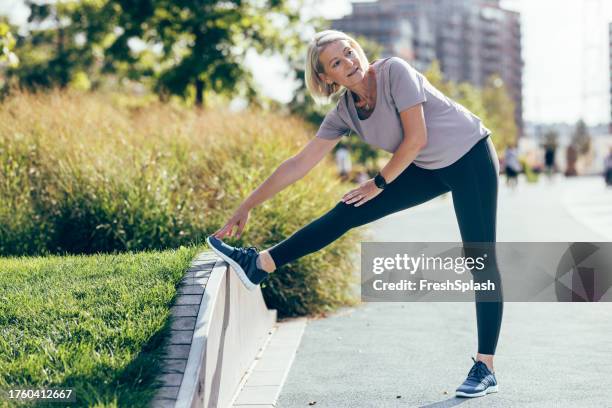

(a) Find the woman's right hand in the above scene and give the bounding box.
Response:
[212,206,250,239]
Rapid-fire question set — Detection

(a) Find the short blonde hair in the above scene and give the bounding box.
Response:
[305,30,369,105]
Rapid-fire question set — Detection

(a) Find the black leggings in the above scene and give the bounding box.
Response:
[269,136,503,355]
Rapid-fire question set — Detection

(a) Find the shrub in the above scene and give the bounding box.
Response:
[0,91,362,316]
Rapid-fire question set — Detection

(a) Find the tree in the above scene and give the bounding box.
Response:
[424,63,517,152]
[0,22,19,66]
[0,21,20,93]
[481,75,518,150]
[423,60,486,118]
[571,119,591,155]
[423,59,454,96]
[9,1,103,90]
[10,0,302,107]
[116,0,302,106]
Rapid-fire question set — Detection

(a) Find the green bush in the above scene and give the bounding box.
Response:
[0,91,362,316]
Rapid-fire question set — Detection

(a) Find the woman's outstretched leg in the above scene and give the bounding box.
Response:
[207,164,449,291]
[268,164,450,268]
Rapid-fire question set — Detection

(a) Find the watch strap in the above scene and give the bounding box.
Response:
[374,173,387,189]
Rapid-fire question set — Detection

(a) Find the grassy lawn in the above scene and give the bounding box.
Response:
[0,245,201,407]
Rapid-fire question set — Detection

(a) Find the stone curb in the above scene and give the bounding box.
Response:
[151,251,217,407]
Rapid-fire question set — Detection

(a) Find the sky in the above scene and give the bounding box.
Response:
[2,0,612,126]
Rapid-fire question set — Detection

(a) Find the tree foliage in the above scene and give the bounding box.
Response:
[571,119,591,155]
[0,22,19,66]
[424,61,517,151]
[9,0,302,106]
[481,75,518,150]
[0,21,19,93]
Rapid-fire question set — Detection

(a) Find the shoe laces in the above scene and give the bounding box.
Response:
[467,357,490,381]
[236,246,259,257]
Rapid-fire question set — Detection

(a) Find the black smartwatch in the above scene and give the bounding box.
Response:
[374,173,387,190]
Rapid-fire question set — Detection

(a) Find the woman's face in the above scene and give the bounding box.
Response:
[318,39,366,89]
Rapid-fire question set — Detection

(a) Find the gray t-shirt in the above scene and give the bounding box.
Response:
[316,57,491,169]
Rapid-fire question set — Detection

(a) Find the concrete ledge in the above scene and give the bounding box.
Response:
[152,250,276,407]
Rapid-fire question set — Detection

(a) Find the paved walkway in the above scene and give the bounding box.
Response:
[277,176,612,407]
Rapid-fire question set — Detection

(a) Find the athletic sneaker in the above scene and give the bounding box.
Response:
[206,236,269,291]
[455,357,499,398]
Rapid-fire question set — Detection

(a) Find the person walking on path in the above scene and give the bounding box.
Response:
[207,30,502,399]
[503,144,521,189]
[334,141,352,180]
[604,147,612,186]
[544,144,556,179]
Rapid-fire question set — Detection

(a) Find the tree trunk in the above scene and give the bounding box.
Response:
[57,16,68,88]
[195,79,204,107]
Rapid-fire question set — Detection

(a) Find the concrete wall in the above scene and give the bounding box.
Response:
[176,257,276,408]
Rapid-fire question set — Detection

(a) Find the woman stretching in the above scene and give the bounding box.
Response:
[207,30,503,399]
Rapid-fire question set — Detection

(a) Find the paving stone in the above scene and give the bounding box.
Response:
[187,263,213,272]
[254,356,293,371]
[193,259,216,265]
[164,345,191,359]
[232,405,275,408]
[177,285,205,295]
[193,253,217,263]
[168,330,193,345]
[171,305,199,317]
[174,294,202,305]
[171,317,196,331]
[184,269,211,278]
[150,397,176,408]
[160,373,183,387]
[233,386,279,405]
[160,359,188,374]
[180,276,209,286]
[155,386,179,399]
[244,369,286,387]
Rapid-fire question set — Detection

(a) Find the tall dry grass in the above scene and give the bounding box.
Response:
[0,91,362,316]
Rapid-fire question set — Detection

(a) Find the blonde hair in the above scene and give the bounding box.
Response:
[305,30,369,105]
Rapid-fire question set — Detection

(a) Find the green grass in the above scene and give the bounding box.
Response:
[0,245,200,407]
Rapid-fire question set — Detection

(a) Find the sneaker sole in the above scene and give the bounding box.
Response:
[206,236,257,291]
[455,385,498,398]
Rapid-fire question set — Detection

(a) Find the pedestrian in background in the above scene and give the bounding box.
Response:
[504,144,521,189]
[544,144,556,179]
[334,142,352,180]
[604,147,612,186]
[565,144,578,177]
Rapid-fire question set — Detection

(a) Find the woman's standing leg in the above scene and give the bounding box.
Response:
[437,137,503,366]
[268,164,450,268]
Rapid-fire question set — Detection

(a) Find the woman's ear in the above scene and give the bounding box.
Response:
[318,72,332,85]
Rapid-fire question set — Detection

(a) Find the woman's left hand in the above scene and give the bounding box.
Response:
[342,178,383,207]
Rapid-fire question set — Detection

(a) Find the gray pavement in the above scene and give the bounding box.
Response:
[277,176,612,407]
